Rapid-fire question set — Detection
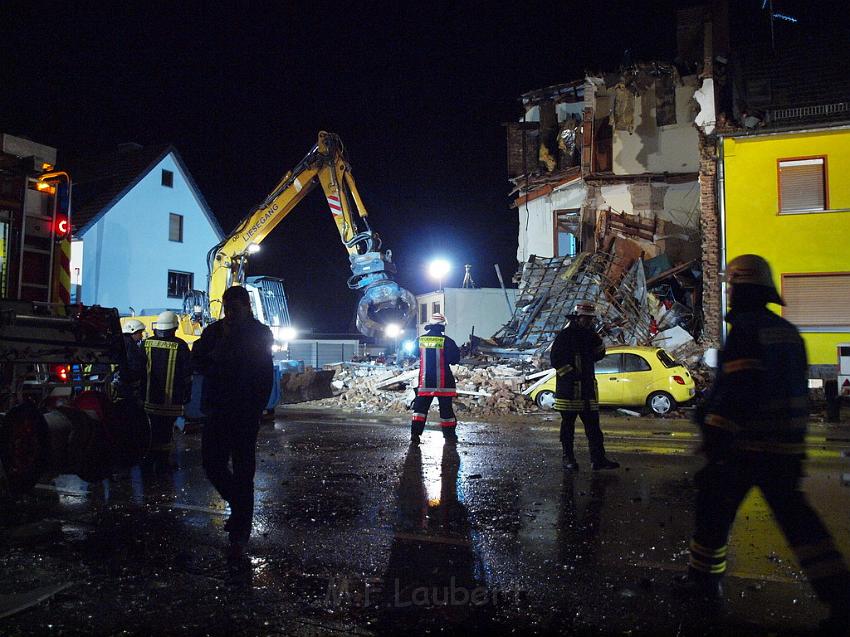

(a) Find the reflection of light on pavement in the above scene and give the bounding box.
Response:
[420,431,444,505]
[251,469,278,537]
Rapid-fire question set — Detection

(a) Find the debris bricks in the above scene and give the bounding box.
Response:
[312,363,538,417]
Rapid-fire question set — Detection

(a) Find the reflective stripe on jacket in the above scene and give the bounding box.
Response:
[143,336,191,416]
[417,331,460,397]
[550,321,605,412]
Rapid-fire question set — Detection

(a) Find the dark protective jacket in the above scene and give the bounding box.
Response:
[192,316,274,417]
[549,321,606,412]
[416,325,460,397]
[115,334,147,400]
[701,306,809,457]
[143,334,192,416]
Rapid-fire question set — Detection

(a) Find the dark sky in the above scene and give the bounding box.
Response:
[1,0,835,332]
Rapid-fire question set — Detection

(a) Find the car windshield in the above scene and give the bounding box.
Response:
[656,349,679,368]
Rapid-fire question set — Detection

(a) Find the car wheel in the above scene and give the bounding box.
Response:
[535,390,556,410]
[647,391,675,416]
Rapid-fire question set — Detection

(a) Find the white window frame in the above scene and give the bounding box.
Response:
[777,157,826,214]
[169,213,184,243]
[167,269,193,299]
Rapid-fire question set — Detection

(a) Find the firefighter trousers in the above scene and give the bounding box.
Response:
[689,454,850,608]
[559,409,606,463]
[147,414,176,452]
[411,395,457,438]
[202,412,261,543]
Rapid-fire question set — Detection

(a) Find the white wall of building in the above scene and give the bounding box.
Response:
[414,287,517,345]
[516,180,586,261]
[79,153,221,314]
[611,77,701,175]
[593,181,700,227]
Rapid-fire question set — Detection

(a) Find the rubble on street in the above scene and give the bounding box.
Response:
[314,362,541,416]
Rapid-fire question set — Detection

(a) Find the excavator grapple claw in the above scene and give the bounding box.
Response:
[356,280,417,337]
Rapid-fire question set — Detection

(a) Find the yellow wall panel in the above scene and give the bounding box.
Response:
[723,128,850,365]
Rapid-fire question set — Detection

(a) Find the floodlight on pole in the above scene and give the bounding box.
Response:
[428,259,451,291]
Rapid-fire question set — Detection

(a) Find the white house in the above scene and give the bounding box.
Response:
[414,287,518,345]
[70,144,223,314]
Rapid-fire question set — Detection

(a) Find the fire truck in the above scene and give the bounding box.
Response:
[0,134,130,494]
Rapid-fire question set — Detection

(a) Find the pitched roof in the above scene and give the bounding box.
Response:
[70,144,224,239]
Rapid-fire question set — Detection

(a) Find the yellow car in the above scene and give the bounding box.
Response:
[524,345,696,416]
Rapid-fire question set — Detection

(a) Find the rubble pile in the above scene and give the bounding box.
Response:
[475,216,705,363]
[312,362,539,416]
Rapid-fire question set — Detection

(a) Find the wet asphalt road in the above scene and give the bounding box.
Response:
[2,409,849,636]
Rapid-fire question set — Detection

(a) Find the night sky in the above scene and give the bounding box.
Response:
[1,1,839,333]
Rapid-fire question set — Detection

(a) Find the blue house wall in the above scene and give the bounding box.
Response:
[79,153,223,314]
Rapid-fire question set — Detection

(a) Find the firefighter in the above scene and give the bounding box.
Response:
[550,302,619,471]
[678,254,849,634]
[114,318,147,401]
[410,313,460,444]
[142,310,191,474]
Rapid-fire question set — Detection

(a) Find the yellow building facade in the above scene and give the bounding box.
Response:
[721,126,850,366]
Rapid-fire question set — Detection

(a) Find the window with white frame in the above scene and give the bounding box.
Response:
[778,157,826,214]
[167,270,193,299]
[782,273,850,330]
[169,213,183,242]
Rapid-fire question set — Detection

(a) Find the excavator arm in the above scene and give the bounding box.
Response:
[207,131,415,336]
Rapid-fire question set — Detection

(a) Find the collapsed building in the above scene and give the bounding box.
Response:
[489,60,707,364]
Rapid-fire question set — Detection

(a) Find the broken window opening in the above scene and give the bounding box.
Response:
[554,209,580,257]
[592,117,613,173]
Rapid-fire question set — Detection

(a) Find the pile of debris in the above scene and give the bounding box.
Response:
[311,362,542,416]
[474,208,704,365]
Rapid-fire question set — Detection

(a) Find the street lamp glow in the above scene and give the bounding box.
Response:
[428,259,451,290]
[384,323,402,339]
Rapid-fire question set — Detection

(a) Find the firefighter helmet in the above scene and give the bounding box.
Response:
[154,310,179,330]
[122,319,145,335]
[725,254,785,305]
[429,313,447,325]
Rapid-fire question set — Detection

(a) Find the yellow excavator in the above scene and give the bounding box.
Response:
[206,130,415,335]
[123,131,415,403]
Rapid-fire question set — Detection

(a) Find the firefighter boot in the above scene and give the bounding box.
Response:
[562,445,579,472]
[591,458,620,471]
[672,571,724,600]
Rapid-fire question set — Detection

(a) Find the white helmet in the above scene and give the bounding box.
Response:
[122,318,145,335]
[154,310,179,331]
[429,312,447,325]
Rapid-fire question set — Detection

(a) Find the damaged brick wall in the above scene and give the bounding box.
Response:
[698,134,721,348]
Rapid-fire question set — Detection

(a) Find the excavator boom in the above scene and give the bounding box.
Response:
[208,132,414,336]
